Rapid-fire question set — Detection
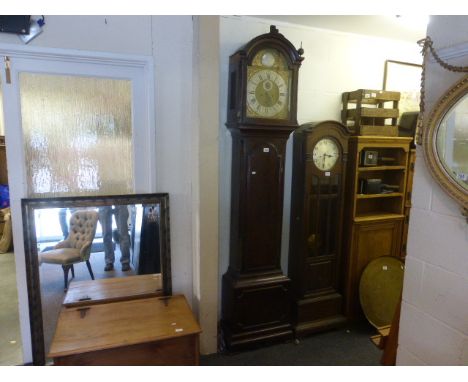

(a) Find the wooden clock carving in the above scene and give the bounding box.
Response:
[221,25,304,350]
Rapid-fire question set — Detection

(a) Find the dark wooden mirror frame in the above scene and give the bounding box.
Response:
[423,75,468,216]
[21,193,172,365]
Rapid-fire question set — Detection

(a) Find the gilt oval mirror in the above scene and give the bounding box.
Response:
[21,193,171,365]
[423,75,468,210]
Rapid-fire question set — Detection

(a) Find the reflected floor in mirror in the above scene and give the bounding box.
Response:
[40,249,136,360]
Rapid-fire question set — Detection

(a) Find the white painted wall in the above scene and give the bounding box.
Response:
[0,15,195,363]
[218,16,421,309]
[397,16,468,366]
[191,16,220,354]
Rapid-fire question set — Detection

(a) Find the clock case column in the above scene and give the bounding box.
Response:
[221,127,294,350]
[288,121,351,337]
[220,26,304,351]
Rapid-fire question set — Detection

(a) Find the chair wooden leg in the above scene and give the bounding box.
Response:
[71,264,75,278]
[62,265,72,291]
[86,260,95,280]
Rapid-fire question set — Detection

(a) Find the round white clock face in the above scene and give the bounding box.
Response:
[246,69,288,118]
[312,138,340,171]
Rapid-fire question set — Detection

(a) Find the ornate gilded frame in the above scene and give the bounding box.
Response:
[422,75,468,215]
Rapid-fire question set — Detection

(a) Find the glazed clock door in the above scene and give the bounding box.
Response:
[303,135,344,295]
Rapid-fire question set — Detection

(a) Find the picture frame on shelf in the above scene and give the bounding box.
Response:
[383,60,422,117]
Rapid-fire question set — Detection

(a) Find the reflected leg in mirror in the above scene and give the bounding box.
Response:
[114,205,131,272]
[98,206,115,272]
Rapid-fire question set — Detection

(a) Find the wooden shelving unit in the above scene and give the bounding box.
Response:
[341,89,400,136]
[343,136,412,320]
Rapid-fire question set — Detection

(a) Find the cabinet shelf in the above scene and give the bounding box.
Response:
[358,166,406,172]
[356,193,403,199]
[354,213,404,222]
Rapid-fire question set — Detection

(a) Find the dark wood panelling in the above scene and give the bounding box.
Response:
[288,121,351,337]
[221,26,304,350]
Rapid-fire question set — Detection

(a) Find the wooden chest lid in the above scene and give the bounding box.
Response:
[63,273,163,308]
[48,294,201,358]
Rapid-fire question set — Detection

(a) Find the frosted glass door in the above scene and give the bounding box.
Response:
[0,50,154,199]
[0,48,154,365]
[20,73,133,196]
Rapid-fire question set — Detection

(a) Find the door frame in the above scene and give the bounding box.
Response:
[0,42,155,364]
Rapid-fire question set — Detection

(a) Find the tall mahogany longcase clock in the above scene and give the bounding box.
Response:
[221,26,304,350]
[288,121,351,337]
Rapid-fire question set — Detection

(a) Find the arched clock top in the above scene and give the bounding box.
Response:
[301,120,354,138]
[237,25,305,68]
[227,25,304,127]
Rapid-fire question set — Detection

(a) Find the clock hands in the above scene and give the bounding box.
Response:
[321,152,337,169]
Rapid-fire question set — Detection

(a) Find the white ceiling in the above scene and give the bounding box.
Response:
[251,15,429,43]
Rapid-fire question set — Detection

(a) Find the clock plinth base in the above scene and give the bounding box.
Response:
[220,320,293,352]
[221,270,293,351]
[292,293,347,338]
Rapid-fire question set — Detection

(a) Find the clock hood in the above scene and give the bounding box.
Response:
[234,25,304,67]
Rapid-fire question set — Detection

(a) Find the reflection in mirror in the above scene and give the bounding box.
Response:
[22,194,171,365]
[436,93,468,191]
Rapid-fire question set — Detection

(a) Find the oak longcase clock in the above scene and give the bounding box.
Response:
[288,121,351,337]
[221,25,304,350]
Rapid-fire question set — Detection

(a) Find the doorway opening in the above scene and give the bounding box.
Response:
[0,44,155,365]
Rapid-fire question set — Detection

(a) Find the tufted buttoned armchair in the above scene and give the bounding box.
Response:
[39,209,99,291]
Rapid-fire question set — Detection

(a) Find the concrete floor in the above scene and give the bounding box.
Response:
[0,252,23,366]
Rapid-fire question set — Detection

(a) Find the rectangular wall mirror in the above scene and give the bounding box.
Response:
[21,193,171,365]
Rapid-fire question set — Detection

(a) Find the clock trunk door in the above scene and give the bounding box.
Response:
[241,137,285,272]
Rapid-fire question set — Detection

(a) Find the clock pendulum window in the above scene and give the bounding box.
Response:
[221,25,304,351]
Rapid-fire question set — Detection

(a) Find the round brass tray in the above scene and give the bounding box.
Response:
[359,256,405,329]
